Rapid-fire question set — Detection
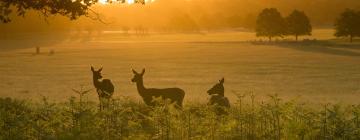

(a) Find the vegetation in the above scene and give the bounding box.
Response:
[285,10,312,41]
[0,0,145,23]
[256,8,286,41]
[255,8,360,43]
[1,90,360,140]
[256,8,313,41]
[335,9,360,43]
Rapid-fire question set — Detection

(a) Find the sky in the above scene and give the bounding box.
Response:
[0,0,360,33]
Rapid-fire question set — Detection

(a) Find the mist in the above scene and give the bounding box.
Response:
[1,0,360,34]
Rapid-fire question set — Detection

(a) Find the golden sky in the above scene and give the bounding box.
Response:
[1,0,360,32]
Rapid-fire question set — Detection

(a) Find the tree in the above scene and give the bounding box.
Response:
[334,9,360,43]
[256,8,286,41]
[285,10,312,41]
[0,0,145,23]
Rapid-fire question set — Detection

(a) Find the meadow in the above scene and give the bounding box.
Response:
[0,29,360,104]
[1,29,360,139]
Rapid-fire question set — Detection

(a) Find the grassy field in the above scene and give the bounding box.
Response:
[1,29,360,104]
[2,29,360,139]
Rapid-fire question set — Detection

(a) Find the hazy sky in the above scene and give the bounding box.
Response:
[1,0,360,33]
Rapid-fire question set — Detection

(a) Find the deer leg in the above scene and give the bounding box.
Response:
[101,100,103,111]
[106,98,108,109]
[106,98,111,109]
[99,97,103,111]
[99,97,108,111]
[106,98,110,109]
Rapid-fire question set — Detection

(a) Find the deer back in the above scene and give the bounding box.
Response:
[97,79,114,98]
[208,94,230,108]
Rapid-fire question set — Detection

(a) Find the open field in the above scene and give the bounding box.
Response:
[1,29,360,104]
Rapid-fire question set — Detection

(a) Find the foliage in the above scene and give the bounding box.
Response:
[334,9,360,43]
[256,8,286,41]
[285,10,312,41]
[0,0,145,23]
[1,93,360,140]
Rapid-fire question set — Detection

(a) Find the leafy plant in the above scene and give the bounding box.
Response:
[1,92,360,139]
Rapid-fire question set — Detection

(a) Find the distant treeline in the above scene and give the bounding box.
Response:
[255,8,360,42]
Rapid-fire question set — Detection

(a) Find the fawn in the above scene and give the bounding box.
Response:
[131,68,185,108]
[207,78,230,108]
[91,66,114,110]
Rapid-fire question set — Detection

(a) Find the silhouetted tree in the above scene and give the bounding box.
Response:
[256,8,286,41]
[286,10,312,41]
[0,0,145,23]
[334,9,360,43]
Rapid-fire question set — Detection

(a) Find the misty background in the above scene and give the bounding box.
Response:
[1,0,360,34]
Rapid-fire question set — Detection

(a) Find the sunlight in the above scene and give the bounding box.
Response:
[145,0,154,3]
[128,0,135,4]
[97,0,155,5]
[3,0,360,139]
[98,0,108,4]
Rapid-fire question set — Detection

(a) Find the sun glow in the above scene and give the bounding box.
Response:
[98,0,154,5]
[127,0,134,4]
[98,0,108,4]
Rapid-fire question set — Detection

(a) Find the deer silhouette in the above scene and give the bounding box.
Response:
[91,66,114,110]
[207,78,230,108]
[131,68,185,108]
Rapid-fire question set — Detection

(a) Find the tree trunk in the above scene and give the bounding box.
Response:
[350,35,353,43]
[295,35,298,41]
[269,36,272,42]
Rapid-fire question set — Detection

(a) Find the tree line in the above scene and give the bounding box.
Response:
[334,9,360,43]
[256,8,360,42]
[1,0,359,42]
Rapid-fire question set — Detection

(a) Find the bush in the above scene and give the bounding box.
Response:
[1,94,360,140]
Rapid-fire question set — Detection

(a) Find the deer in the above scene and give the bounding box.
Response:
[91,66,114,110]
[207,78,230,110]
[131,68,185,108]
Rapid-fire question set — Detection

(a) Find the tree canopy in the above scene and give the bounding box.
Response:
[285,10,312,41]
[334,9,360,42]
[256,8,286,41]
[0,0,145,23]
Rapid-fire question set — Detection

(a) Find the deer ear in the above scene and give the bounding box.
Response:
[141,68,145,75]
[98,67,103,72]
[219,78,225,84]
[132,69,138,74]
[91,66,95,72]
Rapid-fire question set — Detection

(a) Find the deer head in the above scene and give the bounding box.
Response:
[207,78,225,96]
[131,68,145,83]
[91,66,103,80]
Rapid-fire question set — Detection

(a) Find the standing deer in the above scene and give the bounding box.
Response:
[91,66,114,110]
[207,78,230,108]
[131,68,185,108]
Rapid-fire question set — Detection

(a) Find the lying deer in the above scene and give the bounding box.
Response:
[131,68,185,108]
[207,78,230,108]
[91,66,114,110]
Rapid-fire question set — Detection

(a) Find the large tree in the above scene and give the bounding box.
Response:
[256,8,286,41]
[0,0,145,23]
[334,9,360,43]
[285,10,312,41]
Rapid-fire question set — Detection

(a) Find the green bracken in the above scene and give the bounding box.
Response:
[1,91,360,140]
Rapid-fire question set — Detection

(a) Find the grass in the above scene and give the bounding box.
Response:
[1,30,360,139]
[1,91,360,140]
[1,30,360,104]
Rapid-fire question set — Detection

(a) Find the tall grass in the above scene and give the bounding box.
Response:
[1,91,360,140]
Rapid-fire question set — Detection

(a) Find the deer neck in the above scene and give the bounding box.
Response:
[136,79,147,97]
[93,76,101,88]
